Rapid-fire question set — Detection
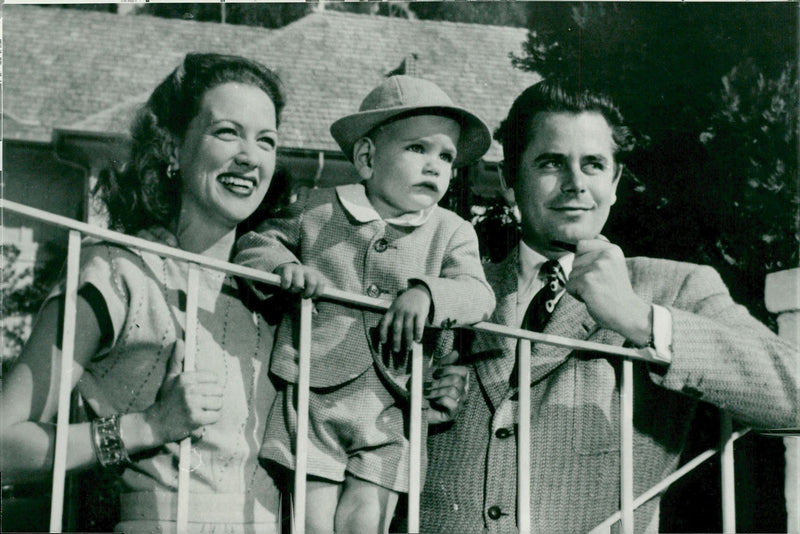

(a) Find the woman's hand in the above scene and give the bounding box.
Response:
[144,340,224,443]
[425,350,470,425]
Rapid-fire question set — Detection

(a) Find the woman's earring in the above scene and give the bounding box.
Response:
[167,163,179,180]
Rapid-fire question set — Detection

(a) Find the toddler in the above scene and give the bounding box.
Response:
[235,75,495,533]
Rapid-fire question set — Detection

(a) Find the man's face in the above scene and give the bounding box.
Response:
[513,111,621,255]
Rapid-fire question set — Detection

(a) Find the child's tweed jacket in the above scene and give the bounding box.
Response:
[235,186,495,388]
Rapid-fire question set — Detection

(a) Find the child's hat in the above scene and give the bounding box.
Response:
[330,75,492,168]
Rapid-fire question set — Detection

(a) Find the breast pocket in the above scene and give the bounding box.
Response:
[571,357,621,455]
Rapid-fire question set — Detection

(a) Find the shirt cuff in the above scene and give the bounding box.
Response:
[649,304,673,365]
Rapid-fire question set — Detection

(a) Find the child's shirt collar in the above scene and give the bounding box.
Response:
[335,183,435,227]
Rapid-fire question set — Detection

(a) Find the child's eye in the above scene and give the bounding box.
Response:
[407,144,425,153]
[538,159,561,170]
[439,152,455,164]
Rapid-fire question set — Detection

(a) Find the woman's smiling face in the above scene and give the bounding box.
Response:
[177,82,278,229]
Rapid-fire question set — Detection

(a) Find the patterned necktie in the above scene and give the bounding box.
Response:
[512,260,567,388]
[524,259,567,332]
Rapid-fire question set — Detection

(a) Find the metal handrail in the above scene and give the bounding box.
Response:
[1,199,662,364]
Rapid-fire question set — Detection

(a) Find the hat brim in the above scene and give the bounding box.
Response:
[330,105,492,168]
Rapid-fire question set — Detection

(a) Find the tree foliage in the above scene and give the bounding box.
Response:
[506,2,799,325]
[1,243,65,368]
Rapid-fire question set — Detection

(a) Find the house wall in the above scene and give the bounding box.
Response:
[4,140,87,265]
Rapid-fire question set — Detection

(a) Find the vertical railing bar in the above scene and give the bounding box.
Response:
[293,298,314,534]
[517,339,532,534]
[176,265,200,534]
[407,341,424,532]
[721,413,736,533]
[49,230,81,533]
[620,359,634,534]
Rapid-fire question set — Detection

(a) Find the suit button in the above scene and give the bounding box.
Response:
[374,238,389,252]
[495,427,513,439]
[366,284,381,298]
[487,506,503,520]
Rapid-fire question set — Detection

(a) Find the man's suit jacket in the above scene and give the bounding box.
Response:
[422,246,799,533]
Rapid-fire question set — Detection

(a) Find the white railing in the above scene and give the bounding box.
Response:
[2,199,746,533]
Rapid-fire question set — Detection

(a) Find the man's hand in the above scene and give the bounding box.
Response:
[274,263,326,298]
[379,285,432,353]
[424,350,470,425]
[567,239,652,346]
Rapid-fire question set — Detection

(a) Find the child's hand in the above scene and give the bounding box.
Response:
[274,263,326,298]
[379,285,432,353]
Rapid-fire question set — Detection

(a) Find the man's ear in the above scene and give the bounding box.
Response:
[613,163,624,183]
[497,164,516,206]
[610,164,623,205]
[353,137,375,181]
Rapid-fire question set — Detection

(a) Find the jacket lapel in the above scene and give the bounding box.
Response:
[527,292,597,384]
[473,251,631,411]
[473,249,520,410]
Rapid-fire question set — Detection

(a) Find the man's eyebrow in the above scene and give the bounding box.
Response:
[533,152,565,163]
[582,154,610,163]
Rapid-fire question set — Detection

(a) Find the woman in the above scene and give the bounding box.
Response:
[1,53,286,533]
[1,52,469,533]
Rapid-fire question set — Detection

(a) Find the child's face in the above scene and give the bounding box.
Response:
[365,115,460,219]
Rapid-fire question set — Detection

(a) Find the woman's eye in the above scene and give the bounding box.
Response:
[258,136,277,150]
[215,128,238,139]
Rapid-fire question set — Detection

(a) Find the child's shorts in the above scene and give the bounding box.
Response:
[260,365,427,493]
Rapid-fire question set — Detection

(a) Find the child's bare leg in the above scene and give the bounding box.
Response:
[335,474,399,534]
[305,477,341,534]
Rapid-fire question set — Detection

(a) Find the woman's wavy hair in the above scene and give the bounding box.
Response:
[495,79,635,187]
[99,53,286,234]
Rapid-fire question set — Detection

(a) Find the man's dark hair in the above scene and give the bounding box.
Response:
[496,79,635,186]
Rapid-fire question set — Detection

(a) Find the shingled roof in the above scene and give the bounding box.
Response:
[4,5,539,161]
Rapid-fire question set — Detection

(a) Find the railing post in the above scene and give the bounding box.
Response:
[177,264,200,534]
[407,341,424,533]
[517,339,531,534]
[720,413,736,532]
[293,297,314,534]
[619,359,634,534]
[765,268,800,534]
[49,230,81,533]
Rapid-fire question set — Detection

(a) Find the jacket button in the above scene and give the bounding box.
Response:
[374,238,389,252]
[487,506,503,520]
[495,427,513,439]
[366,284,381,298]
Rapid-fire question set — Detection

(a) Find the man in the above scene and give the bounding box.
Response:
[421,80,799,533]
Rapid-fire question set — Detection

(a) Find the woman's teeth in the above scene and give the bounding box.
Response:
[218,175,255,194]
